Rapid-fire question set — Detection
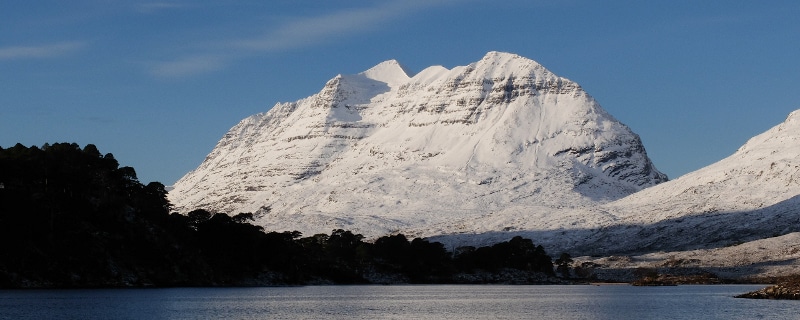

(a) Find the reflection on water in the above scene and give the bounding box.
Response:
[1,285,797,319]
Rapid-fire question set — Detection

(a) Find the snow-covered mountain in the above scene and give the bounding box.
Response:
[169,51,667,238]
[169,51,800,278]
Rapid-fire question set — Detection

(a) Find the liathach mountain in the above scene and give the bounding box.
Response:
[171,51,800,278]
[170,51,668,239]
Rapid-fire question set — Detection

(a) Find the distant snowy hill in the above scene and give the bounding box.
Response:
[612,110,800,218]
[566,111,800,279]
[585,110,800,254]
[169,51,667,238]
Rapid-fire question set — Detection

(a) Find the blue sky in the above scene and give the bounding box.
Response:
[2,0,799,185]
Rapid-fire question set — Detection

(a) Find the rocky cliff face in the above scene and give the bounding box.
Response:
[169,51,667,237]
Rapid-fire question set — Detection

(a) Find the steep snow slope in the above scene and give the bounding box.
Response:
[169,52,666,238]
[611,110,800,220]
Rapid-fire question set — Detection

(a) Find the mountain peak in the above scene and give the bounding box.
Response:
[481,51,524,61]
[478,51,542,67]
[359,59,412,88]
[467,51,561,83]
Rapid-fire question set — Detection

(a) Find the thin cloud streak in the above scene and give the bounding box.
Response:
[149,0,460,78]
[136,2,192,14]
[149,54,228,78]
[234,3,415,51]
[0,42,85,60]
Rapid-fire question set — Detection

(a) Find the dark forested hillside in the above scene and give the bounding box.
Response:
[0,143,560,288]
[0,143,211,287]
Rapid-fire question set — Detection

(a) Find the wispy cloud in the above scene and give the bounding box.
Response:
[149,54,227,78]
[136,2,191,14]
[0,41,85,60]
[233,2,426,52]
[149,0,460,78]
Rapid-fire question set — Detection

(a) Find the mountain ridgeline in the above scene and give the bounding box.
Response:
[169,51,667,239]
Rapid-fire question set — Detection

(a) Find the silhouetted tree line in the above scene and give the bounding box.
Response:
[0,143,557,288]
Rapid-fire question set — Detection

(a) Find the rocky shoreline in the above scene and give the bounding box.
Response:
[736,276,800,300]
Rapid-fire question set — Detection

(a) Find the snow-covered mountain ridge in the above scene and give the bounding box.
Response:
[169,51,667,238]
[170,51,800,278]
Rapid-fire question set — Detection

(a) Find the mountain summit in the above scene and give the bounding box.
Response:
[169,52,667,237]
[358,59,412,87]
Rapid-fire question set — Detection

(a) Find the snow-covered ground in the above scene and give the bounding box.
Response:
[576,232,800,281]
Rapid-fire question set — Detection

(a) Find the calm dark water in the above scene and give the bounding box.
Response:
[0,285,796,319]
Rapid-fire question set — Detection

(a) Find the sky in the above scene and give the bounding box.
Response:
[2,0,799,185]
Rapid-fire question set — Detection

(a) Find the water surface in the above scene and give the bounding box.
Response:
[1,285,796,319]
